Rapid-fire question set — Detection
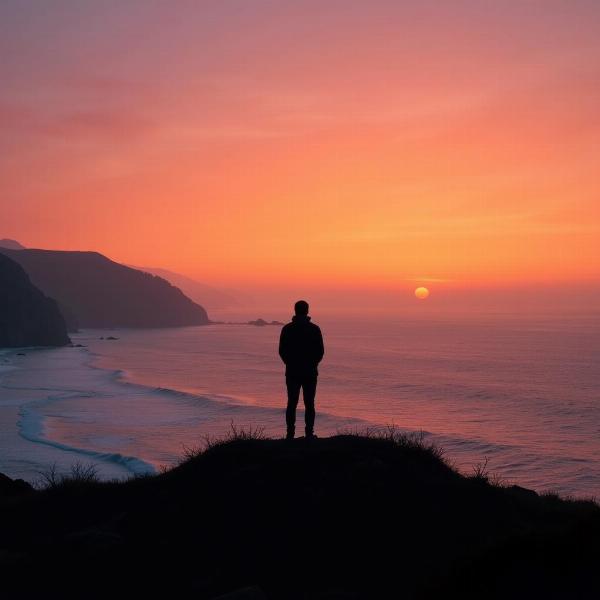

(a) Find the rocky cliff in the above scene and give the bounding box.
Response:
[0,248,210,329]
[0,253,70,347]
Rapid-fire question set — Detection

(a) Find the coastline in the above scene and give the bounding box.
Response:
[0,338,364,483]
[1,322,598,500]
[0,346,145,482]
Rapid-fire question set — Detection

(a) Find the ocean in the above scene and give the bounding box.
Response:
[1,311,599,498]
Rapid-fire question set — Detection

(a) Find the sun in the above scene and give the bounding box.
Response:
[414,287,430,300]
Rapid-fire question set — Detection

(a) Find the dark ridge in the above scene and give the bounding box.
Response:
[1,432,598,599]
[0,248,209,329]
[0,253,70,347]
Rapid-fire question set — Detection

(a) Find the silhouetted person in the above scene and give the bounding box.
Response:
[279,300,324,439]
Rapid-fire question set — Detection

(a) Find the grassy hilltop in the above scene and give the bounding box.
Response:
[1,431,599,599]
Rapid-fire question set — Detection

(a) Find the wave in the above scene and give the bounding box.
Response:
[83,349,265,408]
[78,348,521,461]
[2,349,156,476]
[17,401,156,476]
[7,347,287,477]
[7,345,523,483]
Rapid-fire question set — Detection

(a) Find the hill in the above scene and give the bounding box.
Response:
[133,265,240,309]
[0,253,70,347]
[0,248,210,330]
[0,238,25,250]
[0,431,598,599]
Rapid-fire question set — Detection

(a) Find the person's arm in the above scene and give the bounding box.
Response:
[279,326,289,364]
[315,327,324,364]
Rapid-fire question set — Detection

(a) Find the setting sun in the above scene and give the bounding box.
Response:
[415,287,430,300]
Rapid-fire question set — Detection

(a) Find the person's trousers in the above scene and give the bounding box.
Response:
[286,375,317,435]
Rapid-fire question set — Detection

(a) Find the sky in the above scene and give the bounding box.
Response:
[1,1,599,309]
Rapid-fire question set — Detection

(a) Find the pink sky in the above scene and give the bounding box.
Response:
[1,1,599,310]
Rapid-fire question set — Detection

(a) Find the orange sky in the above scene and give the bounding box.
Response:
[1,1,599,297]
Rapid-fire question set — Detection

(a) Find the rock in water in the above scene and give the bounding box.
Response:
[248,318,268,326]
[0,253,70,347]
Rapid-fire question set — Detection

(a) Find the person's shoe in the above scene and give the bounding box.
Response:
[286,429,295,440]
[305,431,318,440]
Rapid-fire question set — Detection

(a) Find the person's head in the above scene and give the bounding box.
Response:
[294,300,309,316]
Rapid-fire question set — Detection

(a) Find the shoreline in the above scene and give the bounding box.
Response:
[0,346,151,481]
[0,323,598,499]
[0,341,365,483]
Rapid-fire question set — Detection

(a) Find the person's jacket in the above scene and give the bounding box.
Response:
[278,315,324,378]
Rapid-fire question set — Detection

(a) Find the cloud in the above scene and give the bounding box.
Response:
[45,109,157,143]
[0,72,169,148]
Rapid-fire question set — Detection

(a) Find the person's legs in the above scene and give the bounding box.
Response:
[285,376,301,438]
[301,376,317,437]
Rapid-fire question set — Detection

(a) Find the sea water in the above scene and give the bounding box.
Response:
[0,311,599,498]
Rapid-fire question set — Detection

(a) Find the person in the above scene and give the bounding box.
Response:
[278,300,324,439]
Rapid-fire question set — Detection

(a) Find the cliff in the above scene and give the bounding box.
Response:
[133,265,240,309]
[0,248,210,329]
[0,253,70,347]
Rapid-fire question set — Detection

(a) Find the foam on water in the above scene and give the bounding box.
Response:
[0,343,362,481]
[18,398,156,476]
